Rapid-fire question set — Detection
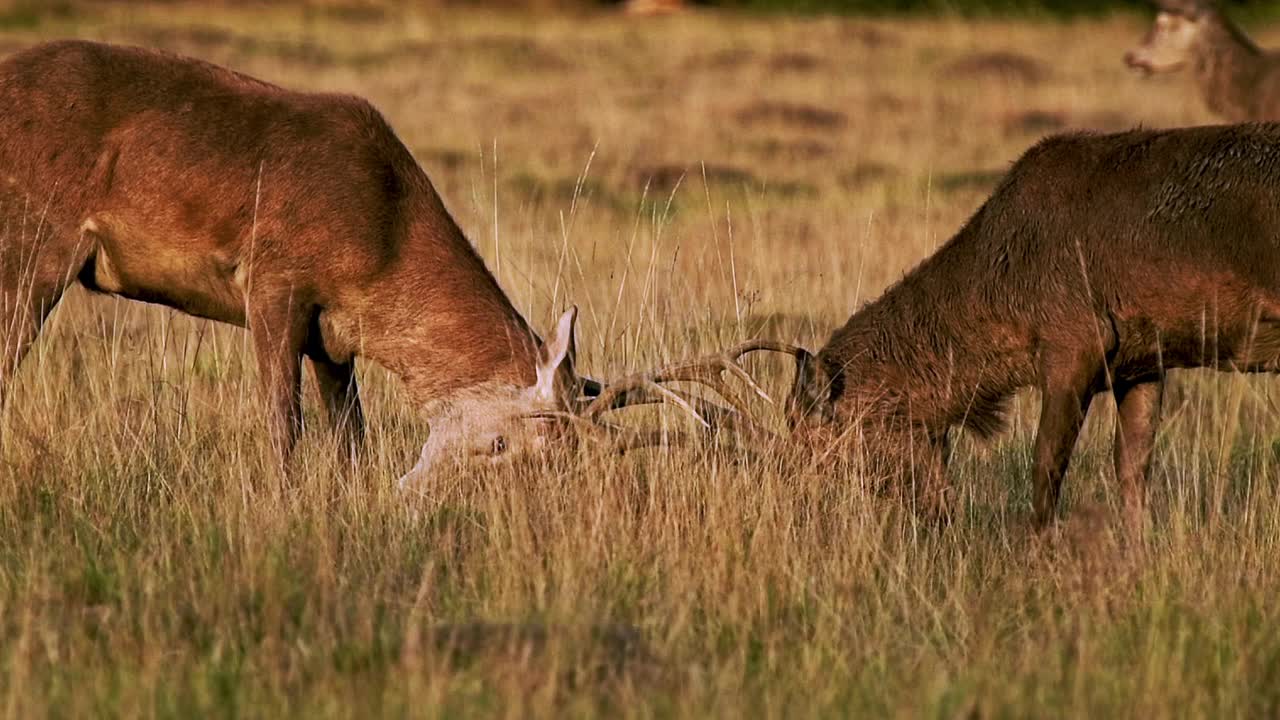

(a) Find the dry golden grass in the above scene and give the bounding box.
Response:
[4,2,1280,717]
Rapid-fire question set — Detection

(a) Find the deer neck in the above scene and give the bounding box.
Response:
[331,205,541,406]
[1194,16,1266,121]
[819,256,1033,439]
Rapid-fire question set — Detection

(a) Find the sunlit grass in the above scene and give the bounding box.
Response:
[3,2,1280,717]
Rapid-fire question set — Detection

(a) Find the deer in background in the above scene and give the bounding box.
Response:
[622,0,686,16]
[786,123,1280,526]
[0,40,791,483]
[1125,0,1280,122]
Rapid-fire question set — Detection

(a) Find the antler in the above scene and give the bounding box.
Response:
[523,409,699,454]
[580,339,813,446]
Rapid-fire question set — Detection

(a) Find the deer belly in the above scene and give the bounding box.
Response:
[81,215,247,325]
[1115,308,1280,374]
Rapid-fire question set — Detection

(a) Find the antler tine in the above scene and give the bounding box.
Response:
[572,380,718,425]
[578,381,749,433]
[584,338,810,418]
[714,339,815,409]
[635,380,714,429]
[549,338,812,460]
[566,407,781,459]
[612,427,694,455]
[610,424,778,464]
[525,409,700,455]
[560,381,780,444]
[532,395,787,469]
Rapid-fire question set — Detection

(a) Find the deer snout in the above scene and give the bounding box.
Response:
[397,440,437,493]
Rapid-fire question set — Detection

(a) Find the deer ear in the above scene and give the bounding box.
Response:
[534,306,578,401]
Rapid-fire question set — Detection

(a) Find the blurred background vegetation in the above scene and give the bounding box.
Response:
[3,0,1279,21]
[697,0,1274,18]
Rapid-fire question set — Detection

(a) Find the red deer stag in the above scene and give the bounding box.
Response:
[0,40,793,484]
[786,124,1280,525]
[1125,0,1280,122]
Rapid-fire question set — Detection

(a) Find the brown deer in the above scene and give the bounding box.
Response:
[1124,0,1280,122]
[622,0,686,16]
[0,40,793,484]
[0,39,595,477]
[785,123,1280,525]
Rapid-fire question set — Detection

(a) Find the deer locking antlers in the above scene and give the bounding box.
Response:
[535,340,814,456]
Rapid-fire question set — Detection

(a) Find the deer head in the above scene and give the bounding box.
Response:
[1124,0,1217,75]
[785,350,839,430]
[397,307,593,490]
[396,312,813,491]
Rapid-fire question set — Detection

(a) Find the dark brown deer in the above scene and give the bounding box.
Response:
[1124,0,1280,122]
[786,123,1280,525]
[0,40,793,484]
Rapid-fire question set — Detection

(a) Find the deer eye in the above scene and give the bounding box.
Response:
[491,436,508,455]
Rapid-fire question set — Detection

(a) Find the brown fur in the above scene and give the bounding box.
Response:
[0,40,551,466]
[623,0,686,16]
[790,123,1280,524]
[1125,0,1280,122]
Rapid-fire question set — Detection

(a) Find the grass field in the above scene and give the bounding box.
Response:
[5,2,1280,717]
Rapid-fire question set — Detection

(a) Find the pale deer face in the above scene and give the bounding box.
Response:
[397,307,587,491]
[1125,9,1205,75]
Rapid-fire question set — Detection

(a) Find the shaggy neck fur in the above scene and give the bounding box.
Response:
[817,204,1038,443]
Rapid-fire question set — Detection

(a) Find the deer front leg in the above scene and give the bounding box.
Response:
[0,286,62,426]
[310,354,365,466]
[249,294,310,471]
[0,227,87,438]
[1113,379,1162,527]
[910,430,952,522]
[1032,350,1101,527]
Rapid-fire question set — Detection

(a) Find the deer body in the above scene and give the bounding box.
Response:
[791,124,1280,524]
[1125,0,1280,123]
[0,40,577,472]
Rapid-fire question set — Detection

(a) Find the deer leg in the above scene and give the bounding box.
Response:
[248,294,310,471]
[910,431,952,522]
[1032,351,1101,527]
[1113,379,1162,526]
[310,354,365,466]
[0,283,68,416]
[0,227,85,430]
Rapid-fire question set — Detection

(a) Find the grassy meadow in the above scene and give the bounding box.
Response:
[5,2,1280,716]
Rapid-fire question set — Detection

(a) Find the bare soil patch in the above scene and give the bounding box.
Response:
[943,50,1049,84]
[1003,109,1068,135]
[769,50,824,73]
[456,35,571,72]
[838,163,896,190]
[633,162,759,192]
[839,23,897,48]
[683,47,756,71]
[935,168,1007,194]
[749,138,834,162]
[735,100,848,131]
